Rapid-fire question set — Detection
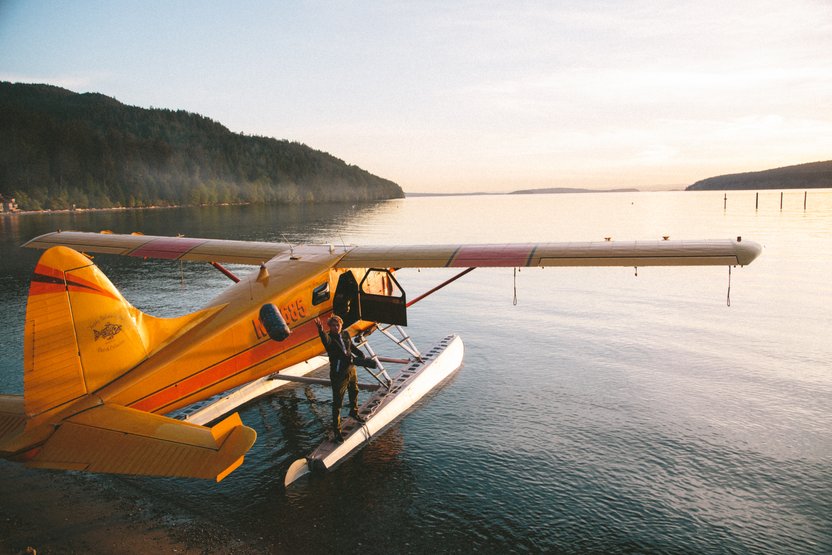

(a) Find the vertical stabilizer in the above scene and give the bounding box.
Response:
[24,246,221,417]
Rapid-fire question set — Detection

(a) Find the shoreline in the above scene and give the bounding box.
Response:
[0,196,403,217]
[0,460,258,554]
[1,204,221,217]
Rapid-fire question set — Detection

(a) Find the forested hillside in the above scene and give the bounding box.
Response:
[0,82,403,210]
[686,160,832,191]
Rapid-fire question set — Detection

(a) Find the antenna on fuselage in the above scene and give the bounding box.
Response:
[281,234,297,259]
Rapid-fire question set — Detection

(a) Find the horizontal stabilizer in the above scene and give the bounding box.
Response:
[27,404,256,481]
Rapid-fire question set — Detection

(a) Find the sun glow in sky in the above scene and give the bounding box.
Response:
[1,0,830,193]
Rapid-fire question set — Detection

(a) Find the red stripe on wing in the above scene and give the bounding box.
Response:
[129,237,206,260]
[449,244,536,267]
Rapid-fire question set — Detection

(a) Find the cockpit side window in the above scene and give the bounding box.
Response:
[312,282,330,305]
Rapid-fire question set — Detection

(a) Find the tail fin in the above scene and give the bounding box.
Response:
[24,246,221,417]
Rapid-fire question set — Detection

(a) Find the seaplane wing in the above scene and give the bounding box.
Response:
[25,231,761,268]
[27,405,256,482]
[23,230,292,264]
[337,239,761,268]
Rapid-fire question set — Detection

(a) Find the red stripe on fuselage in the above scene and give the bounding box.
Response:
[129,319,323,413]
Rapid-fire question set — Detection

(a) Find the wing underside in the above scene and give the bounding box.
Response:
[27,405,257,482]
[24,232,762,268]
[337,239,761,268]
[24,231,291,264]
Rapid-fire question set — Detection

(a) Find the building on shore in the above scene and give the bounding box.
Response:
[1,195,19,213]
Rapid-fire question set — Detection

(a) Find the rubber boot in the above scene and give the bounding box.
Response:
[332,411,344,443]
[349,407,366,423]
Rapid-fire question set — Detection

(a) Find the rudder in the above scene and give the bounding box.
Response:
[24,246,220,417]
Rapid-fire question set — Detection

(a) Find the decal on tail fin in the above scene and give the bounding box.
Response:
[24,246,222,417]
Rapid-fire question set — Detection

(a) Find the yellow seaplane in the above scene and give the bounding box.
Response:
[0,231,761,485]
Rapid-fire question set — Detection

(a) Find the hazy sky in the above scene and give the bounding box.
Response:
[1,1,830,193]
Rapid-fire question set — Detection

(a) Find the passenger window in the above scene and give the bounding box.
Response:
[312,282,330,305]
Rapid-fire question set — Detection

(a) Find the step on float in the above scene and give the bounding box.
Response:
[284,334,464,487]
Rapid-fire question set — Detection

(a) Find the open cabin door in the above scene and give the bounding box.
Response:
[333,271,360,327]
[357,269,407,326]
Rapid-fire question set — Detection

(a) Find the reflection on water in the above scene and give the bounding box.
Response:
[1,191,831,553]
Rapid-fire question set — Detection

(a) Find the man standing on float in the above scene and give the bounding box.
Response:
[315,315,366,442]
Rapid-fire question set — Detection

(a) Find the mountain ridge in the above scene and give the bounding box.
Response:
[686,160,832,191]
[0,82,403,210]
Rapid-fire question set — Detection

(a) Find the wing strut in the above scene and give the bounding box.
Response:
[406,267,475,307]
[211,261,241,283]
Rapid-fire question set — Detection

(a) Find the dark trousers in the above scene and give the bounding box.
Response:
[331,365,358,432]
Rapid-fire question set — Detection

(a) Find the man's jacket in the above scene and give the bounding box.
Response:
[318,330,363,376]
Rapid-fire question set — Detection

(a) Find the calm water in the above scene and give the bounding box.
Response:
[1,191,830,554]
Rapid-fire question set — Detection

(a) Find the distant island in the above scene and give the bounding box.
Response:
[0,82,403,211]
[406,192,500,197]
[407,187,639,197]
[510,187,638,194]
[686,160,832,191]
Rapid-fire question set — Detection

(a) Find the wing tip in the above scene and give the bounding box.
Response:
[734,238,762,266]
